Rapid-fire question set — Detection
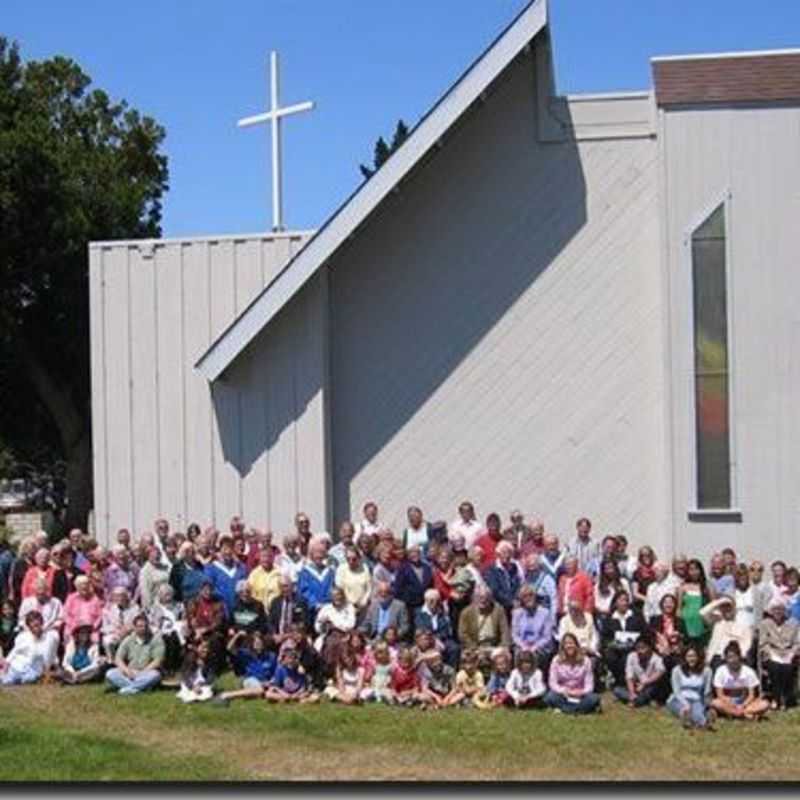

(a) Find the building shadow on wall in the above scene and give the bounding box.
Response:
[328,48,588,523]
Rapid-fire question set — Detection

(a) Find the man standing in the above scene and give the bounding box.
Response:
[449,502,483,550]
[567,517,600,576]
[503,510,533,555]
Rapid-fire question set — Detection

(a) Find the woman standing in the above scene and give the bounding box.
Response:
[677,559,713,647]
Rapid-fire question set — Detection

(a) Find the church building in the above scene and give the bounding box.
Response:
[89,0,800,561]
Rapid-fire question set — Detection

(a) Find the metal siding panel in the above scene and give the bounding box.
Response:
[102,247,134,535]
[128,248,160,534]
[209,241,242,524]
[155,245,187,528]
[183,242,215,528]
[89,248,109,544]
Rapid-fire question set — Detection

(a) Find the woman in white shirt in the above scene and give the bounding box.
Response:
[0,611,59,685]
[315,587,357,679]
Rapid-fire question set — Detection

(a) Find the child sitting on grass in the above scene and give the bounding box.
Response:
[452,648,485,707]
[390,647,428,707]
[381,625,400,664]
[419,650,460,708]
[347,630,375,682]
[360,641,395,704]
[324,647,366,704]
[506,650,546,708]
[177,638,217,703]
[264,648,320,704]
[474,647,513,709]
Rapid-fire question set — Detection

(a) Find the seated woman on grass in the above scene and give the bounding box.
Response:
[612,632,668,708]
[506,650,546,709]
[710,641,769,721]
[60,624,106,684]
[177,638,217,704]
[544,633,600,715]
[264,648,320,704]
[758,599,799,711]
[360,641,395,704]
[666,644,715,730]
[219,629,278,704]
[601,590,647,690]
[0,610,59,685]
[324,646,366,704]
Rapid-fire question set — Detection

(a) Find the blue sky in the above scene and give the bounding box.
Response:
[5,1,800,237]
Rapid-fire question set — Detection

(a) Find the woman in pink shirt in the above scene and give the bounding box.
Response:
[544,633,600,714]
[63,575,103,642]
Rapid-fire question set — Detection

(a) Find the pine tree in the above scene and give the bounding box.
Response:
[359,119,410,180]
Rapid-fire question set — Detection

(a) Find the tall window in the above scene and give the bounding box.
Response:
[691,204,732,509]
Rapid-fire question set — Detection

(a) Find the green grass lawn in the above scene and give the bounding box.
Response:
[1,677,799,782]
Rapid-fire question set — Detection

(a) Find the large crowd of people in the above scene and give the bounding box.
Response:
[0,501,798,730]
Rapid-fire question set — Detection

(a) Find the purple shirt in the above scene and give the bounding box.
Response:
[103,562,140,597]
[548,657,593,696]
[511,606,553,652]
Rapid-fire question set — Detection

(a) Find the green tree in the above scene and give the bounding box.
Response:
[359,119,410,179]
[0,38,169,530]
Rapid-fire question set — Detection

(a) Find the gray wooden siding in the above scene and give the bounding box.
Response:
[89,233,316,544]
[329,50,669,553]
[662,104,800,562]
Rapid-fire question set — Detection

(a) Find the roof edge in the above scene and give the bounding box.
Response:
[195,0,549,383]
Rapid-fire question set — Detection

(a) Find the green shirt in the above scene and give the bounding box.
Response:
[117,632,165,670]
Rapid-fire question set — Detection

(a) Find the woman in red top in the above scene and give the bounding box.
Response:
[20,548,57,600]
[557,556,595,616]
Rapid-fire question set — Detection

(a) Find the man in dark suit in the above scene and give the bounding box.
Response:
[267,575,310,644]
[360,580,410,642]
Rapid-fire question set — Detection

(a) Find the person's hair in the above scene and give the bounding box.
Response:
[557,633,585,665]
[516,650,537,669]
[363,501,377,514]
[486,513,501,528]
[598,557,623,595]
[24,610,43,626]
[636,631,654,650]
[659,592,677,614]
[771,559,787,570]
[616,534,628,547]
[338,646,357,667]
[786,567,800,583]
[132,612,149,627]
[611,589,630,611]
[460,648,478,667]
[724,640,743,659]
[687,558,711,602]
[576,517,591,529]
[680,645,706,676]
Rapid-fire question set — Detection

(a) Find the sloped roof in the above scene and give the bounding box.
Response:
[196,0,549,382]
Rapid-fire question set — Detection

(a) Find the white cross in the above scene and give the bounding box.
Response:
[238,51,315,232]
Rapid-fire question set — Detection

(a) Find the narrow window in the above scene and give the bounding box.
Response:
[691,204,732,509]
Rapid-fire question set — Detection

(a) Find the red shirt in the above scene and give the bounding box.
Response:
[391,663,420,692]
[475,533,503,572]
[557,571,595,615]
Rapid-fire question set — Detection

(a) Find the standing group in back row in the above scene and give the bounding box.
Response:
[1,501,798,728]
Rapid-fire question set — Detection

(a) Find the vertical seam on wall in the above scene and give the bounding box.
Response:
[126,248,136,534]
[180,245,188,526]
[100,253,110,541]
[207,243,216,525]
[153,251,162,516]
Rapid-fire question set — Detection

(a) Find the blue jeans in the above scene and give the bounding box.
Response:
[666,695,708,727]
[105,667,161,694]
[544,690,600,714]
